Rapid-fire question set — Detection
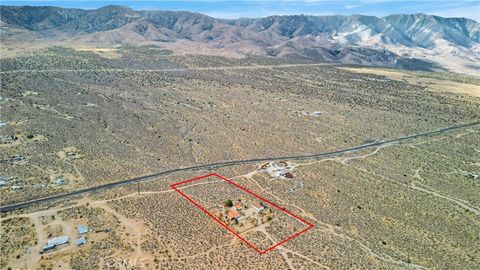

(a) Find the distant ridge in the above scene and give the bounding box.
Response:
[1,5,479,72]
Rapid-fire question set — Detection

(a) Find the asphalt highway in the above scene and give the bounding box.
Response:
[1,120,478,213]
[0,63,335,74]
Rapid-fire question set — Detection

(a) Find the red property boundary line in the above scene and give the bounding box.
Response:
[170,173,314,254]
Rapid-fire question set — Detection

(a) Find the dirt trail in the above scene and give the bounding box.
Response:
[3,120,479,213]
[10,213,77,269]
[412,169,480,215]
[341,146,383,164]
[3,128,477,269]
[97,204,146,260]
[1,180,222,222]
[238,150,428,270]
[280,246,332,270]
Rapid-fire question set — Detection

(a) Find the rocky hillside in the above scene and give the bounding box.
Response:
[1,5,479,72]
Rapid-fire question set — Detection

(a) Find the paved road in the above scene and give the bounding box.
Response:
[0,63,335,74]
[1,120,479,212]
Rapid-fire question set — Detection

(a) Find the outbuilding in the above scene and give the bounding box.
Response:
[78,225,88,234]
[233,203,243,210]
[252,202,265,212]
[75,236,87,246]
[42,244,55,252]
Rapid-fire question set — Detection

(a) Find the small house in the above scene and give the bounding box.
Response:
[227,209,241,221]
[47,236,69,247]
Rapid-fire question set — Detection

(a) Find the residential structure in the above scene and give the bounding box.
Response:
[43,236,69,252]
[227,209,241,221]
[252,202,265,212]
[47,236,69,246]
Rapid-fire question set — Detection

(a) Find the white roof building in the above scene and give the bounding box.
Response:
[47,236,69,246]
[75,236,87,246]
[78,225,88,234]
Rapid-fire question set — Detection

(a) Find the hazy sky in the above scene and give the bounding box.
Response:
[3,0,479,21]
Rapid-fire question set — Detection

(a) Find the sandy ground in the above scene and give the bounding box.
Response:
[340,67,480,98]
[3,134,478,269]
[75,47,121,59]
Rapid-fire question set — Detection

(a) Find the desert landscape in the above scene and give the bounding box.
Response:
[1,46,479,269]
[1,4,480,270]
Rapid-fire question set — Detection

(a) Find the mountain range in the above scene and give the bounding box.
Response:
[1,5,479,73]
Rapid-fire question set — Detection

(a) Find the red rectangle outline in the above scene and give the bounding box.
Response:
[171,173,314,254]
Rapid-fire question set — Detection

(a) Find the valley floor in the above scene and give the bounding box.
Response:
[1,48,479,269]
